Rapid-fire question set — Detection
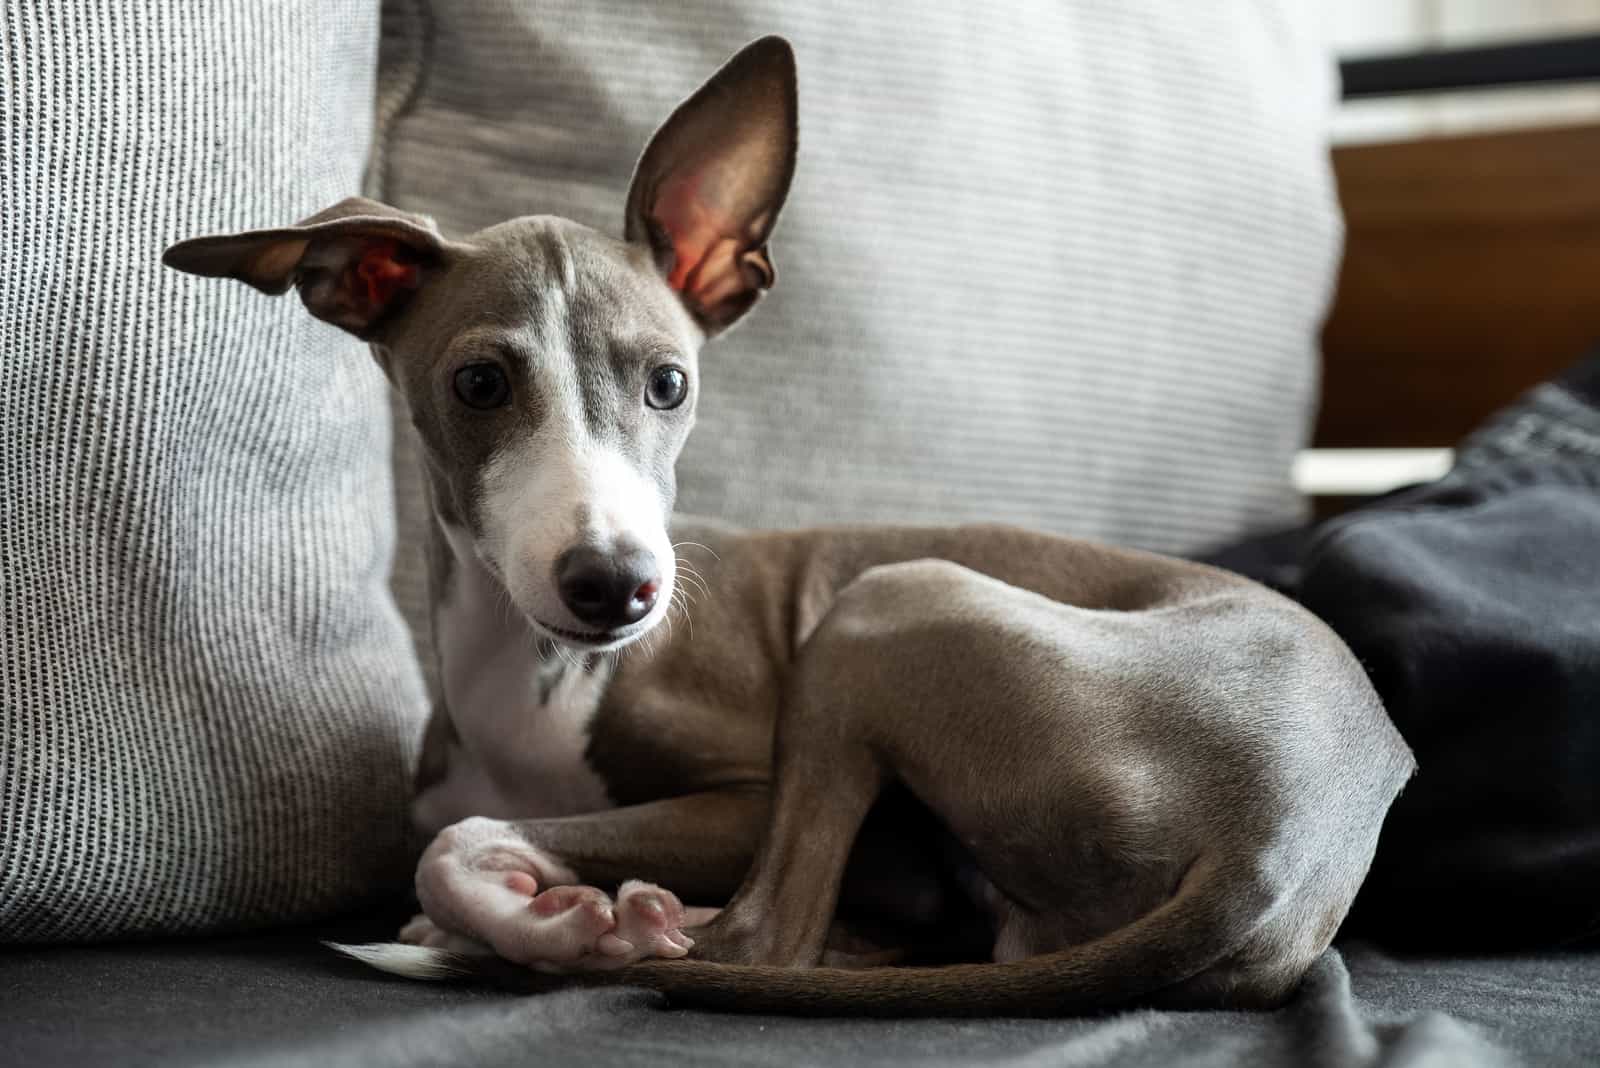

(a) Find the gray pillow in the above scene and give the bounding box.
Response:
[0,0,427,940]
[373,1,1340,651]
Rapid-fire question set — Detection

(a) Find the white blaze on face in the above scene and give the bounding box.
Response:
[463,234,698,647]
[478,421,675,643]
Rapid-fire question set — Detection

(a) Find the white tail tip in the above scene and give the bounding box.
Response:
[325,941,471,981]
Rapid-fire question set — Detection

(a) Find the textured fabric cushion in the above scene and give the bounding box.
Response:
[373,1,1340,648]
[0,1,428,941]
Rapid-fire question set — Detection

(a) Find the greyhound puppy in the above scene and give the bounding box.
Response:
[164,36,1415,1016]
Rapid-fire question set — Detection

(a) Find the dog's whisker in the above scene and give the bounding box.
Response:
[672,540,721,562]
[491,584,517,627]
[673,578,705,610]
[674,560,712,602]
[671,586,695,642]
[677,558,712,585]
[672,562,704,604]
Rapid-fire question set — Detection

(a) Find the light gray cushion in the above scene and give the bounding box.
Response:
[373,1,1340,649]
[0,0,428,941]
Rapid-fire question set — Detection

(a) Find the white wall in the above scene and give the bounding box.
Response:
[1331,0,1600,143]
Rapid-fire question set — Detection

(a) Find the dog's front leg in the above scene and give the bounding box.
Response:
[507,785,769,901]
[411,787,766,971]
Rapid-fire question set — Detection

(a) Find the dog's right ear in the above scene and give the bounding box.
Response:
[163,197,445,338]
[625,36,798,335]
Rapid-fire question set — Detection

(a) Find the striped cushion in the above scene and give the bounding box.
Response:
[1,0,427,941]
[374,1,1339,651]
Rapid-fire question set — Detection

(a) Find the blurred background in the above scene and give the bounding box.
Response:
[1295,1,1600,504]
[1334,0,1600,140]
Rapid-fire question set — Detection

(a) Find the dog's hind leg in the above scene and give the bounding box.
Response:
[688,557,1120,972]
[688,582,897,968]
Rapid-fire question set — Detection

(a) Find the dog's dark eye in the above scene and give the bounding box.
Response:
[453,363,510,410]
[645,366,688,411]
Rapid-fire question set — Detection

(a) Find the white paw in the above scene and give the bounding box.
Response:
[397,912,491,955]
[412,817,694,972]
[515,879,696,972]
[601,880,696,965]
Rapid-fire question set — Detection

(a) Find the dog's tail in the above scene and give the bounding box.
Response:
[330,857,1284,1017]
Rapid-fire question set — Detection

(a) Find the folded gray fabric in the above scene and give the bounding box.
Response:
[373,0,1343,662]
[1,0,428,941]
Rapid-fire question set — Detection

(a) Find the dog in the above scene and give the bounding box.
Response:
[163,35,1415,1016]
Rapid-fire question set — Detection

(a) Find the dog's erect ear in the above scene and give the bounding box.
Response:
[625,35,798,335]
[163,197,445,338]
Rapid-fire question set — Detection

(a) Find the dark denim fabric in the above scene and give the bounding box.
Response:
[1207,355,1600,949]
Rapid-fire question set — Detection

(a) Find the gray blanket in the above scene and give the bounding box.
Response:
[3,925,1594,1067]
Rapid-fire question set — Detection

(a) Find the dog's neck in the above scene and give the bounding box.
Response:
[412,510,615,834]
[431,514,568,677]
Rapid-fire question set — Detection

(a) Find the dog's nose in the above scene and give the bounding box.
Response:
[554,545,661,630]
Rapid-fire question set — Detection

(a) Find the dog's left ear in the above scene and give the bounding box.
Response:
[163,197,445,338]
[625,35,798,335]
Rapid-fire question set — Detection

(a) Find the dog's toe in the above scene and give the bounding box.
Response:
[613,880,694,959]
[504,871,540,896]
[512,885,618,968]
[398,912,492,955]
[398,912,435,945]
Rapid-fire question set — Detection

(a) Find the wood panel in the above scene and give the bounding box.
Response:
[1316,122,1600,448]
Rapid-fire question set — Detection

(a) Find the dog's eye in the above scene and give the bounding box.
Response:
[453,363,510,410]
[645,366,688,411]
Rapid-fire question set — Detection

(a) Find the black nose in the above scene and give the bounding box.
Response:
[554,544,661,630]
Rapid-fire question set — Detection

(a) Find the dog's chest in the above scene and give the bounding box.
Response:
[419,578,614,830]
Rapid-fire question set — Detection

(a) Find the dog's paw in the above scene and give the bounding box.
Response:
[412,818,700,973]
[414,816,576,949]
[419,816,578,895]
[397,912,492,956]
[516,881,698,973]
[605,880,696,961]
[477,879,700,973]
[515,884,618,968]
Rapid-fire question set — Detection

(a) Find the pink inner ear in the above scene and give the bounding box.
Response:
[654,173,746,310]
[352,240,421,313]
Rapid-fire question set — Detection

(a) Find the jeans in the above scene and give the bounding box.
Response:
[1206,355,1600,949]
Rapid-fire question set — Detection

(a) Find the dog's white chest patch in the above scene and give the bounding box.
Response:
[413,525,614,834]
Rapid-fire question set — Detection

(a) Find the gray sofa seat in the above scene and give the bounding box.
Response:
[4,923,1597,1067]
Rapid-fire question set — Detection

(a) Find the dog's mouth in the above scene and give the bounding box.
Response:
[531,617,650,651]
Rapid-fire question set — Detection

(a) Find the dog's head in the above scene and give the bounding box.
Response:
[165,37,797,651]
